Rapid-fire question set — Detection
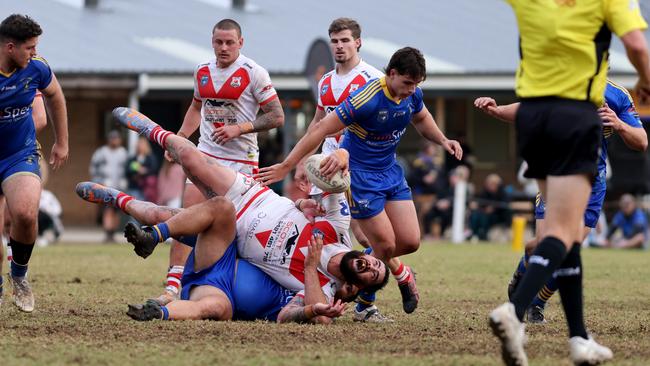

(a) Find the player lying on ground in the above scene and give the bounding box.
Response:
[105,107,390,314]
[475,80,647,323]
[77,182,348,324]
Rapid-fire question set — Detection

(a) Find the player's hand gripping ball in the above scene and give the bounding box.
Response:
[304,154,351,193]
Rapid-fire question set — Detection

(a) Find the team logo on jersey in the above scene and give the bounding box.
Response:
[200,75,209,86]
[321,84,329,96]
[377,109,389,123]
[349,84,359,93]
[230,77,242,88]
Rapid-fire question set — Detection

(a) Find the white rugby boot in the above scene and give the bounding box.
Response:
[569,336,613,365]
[489,302,528,366]
[9,273,34,312]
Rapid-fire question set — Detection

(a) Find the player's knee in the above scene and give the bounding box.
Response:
[10,209,37,229]
[372,244,396,261]
[176,144,201,168]
[207,197,236,222]
[401,239,420,255]
[201,297,229,320]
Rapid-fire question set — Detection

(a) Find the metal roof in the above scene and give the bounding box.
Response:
[2,0,648,76]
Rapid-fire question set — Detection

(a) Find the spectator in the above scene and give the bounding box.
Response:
[468,173,511,241]
[157,160,185,209]
[126,136,159,203]
[89,130,128,242]
[444,133,475,175]
[410,142,444,237]
[423,165,470,240]
[605,194,648,249]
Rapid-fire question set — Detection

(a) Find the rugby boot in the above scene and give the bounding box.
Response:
[124,222,159,259]
[398,267,419,314]
[489,302,528,366]
[9,273,34,313]
[127,300,163,321]
[112,107,159,137]
[353,305,394,323]
[75,181,121,208]
[569,336,613,366]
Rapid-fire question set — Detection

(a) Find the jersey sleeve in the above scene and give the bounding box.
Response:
[334,83,376,127]
[616,90,643,128]
[316,76,325,110]
[605,0,648,37]
[252,66,278,106]
[412,87,425,114]
[31,56,53,90]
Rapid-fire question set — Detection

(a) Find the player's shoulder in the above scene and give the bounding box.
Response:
[319,69,336,83]
[358,60,383,79]
[238,54,269,73]
[606,80,634,104]
[194,58,215,71]
[348,78,383,110]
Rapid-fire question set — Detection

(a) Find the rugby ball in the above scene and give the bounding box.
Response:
[304,154,351,193]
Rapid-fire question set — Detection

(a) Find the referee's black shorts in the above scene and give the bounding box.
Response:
[516,97,601,180]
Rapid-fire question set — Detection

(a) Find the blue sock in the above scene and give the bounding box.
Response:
[356,290,377,312]
[363,247,373,255]
[151,223,170,243]
[516,256,527,274]
[10,260,28,278]
[532,276,558,309]
[161,305,170,320]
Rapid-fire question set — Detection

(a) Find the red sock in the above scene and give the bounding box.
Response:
[391,263,412,285]
[150,126,173,149]
[165,265,184,295]
[116,192,134,212]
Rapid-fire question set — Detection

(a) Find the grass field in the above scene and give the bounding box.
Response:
[1,241,649,366]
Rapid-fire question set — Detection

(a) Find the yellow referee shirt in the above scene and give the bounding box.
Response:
[506,0,647,106]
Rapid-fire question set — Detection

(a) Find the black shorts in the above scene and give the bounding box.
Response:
[516,98,601,180]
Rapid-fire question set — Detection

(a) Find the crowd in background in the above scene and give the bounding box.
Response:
[79,129,648,249]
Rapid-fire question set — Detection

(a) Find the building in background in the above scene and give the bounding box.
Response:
[8,0,650,225]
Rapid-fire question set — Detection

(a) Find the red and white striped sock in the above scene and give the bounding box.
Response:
[165,265,184,295]
[391,263,412,285]
[6,244,12,262]
[150,126,173,149]
[116,192,134,213]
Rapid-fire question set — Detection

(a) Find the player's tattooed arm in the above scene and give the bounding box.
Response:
[250,98,284,132]
[277,296,312,324]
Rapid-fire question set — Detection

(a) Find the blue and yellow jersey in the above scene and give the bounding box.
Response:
[594,81,644,191]
[335,77,424,170]
[0,56,52,159]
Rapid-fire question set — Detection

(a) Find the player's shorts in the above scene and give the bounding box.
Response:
[534,188,605,228]
[186,153,258,185]
[348,164,412,219]
[0,146,41,195]
[180,240,238,309]
[516,98,601,179]
[232,259,295,321]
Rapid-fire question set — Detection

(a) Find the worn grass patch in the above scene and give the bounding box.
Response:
[1,242,648,365]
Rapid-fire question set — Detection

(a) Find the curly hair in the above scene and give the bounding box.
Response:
[0,14,42,44]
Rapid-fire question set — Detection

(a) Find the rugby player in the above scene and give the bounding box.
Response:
[159,18,284,306]
[491,1,649,364]
[475,80,647,323]
[256,47,462,315]
[0,14,68,312]
[101,107,389,318]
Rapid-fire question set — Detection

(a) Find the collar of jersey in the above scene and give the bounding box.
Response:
[380,76,401,104]
[0,68,17,78]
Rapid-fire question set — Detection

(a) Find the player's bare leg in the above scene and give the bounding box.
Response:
[159,184,202,305]
[350,219,370,248]
[356,206,419,314]
[0,196,4,309]
[3,175,41,313]
[127,198,236,321]
[112,107,236,199]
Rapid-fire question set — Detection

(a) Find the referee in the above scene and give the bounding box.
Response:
[489,1,650,365]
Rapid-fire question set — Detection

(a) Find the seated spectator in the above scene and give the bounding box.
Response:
[423,165,470,240]
[409,142,445,238]
[468,173,511,241]
[605,194,648,249]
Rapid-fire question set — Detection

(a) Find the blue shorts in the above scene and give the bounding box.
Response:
[349,164,412,219]
[180,240,237,310]
[0,146,41,194]
[534,188,605,228]
[232,260,295,321]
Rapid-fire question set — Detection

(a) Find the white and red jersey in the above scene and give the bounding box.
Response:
[224,173,352,300]
[193,54,277,173]
[316,60,383,155]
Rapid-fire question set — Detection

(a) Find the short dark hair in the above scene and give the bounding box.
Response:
[0,14,42,44]
[385,47,427,81]
[213,19,242,38]
[328,18,361,39]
